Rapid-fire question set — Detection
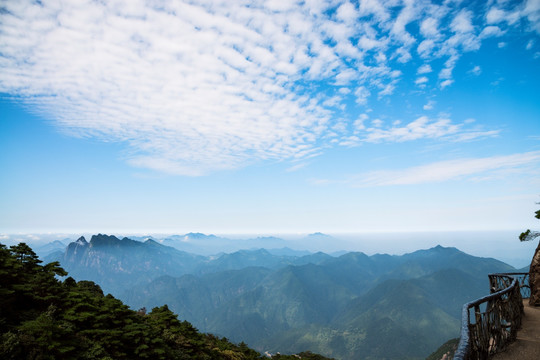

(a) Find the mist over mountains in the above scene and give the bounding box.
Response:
[41,233,519,360]
[20,230,536,269]
[128,232,342,256]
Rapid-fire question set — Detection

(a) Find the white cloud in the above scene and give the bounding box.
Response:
[440,79,454,88]
[360,115,499,144]
[346,151,540,187]
[452,130,500,142]
[420,17,440,38]
[486,2,534,29]
[417,64,433,74]
[335,68,358,85]
[390,0,420,47]
[363,116,459,143]
[524,0,540,34]
[0,0,536,175]
[371,119,383,127]
[355,86,371,105]
[338,135,361,147]
[469,65,482,75]
[0,0,338,175]
[486,7,506,24]
[322,95,344,108]
[358,36,384,51]
[417,39,436,58]
[358,0,391,22]
[336,1,358,24]
[451,9,475,33]
[394,46,413,63]
[285,162,309,172]
[415,76,429,86]
[265,0,296,12]
[439,61,454,79]
[353,114,369,132]
[479,25,504,38]
[423,100,435,110]
[378,82,397,97]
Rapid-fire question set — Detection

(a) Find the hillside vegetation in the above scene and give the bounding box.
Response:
[0,243,333,360]
[42,234,516,359]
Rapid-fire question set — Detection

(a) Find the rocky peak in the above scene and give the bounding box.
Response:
[89,234,121,247]
[64,236,89,261]
[75,236,88,246]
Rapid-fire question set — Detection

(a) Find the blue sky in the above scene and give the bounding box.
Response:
[1,0,540,239]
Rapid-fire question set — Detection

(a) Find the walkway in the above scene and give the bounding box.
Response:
[492,300,540,359]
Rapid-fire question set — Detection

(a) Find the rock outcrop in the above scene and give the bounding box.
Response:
[529,241,540,306]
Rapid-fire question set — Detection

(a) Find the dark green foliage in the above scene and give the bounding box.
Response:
[0,242,328,360]
[0,243,68,334]
[520,229,540,242]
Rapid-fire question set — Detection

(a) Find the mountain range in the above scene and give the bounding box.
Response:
[128,232,331,255]
[45,234,517,360]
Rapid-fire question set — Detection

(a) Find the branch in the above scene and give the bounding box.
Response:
[519,229,540,242]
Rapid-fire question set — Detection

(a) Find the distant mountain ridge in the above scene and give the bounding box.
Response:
[49,234,517,360]
[191,247,513,359]
[51,233,331,294]
[111,232,341,255]
[56,234,206,293]
[34,239,66,259]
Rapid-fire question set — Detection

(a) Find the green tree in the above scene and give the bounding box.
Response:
[147,305,203,358]
[519,208,540,242]
[1,243,67,332]
[6,305,79,360]
[0,244,17,332]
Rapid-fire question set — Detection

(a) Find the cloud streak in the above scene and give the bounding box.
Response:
[343,151,540,187]
[341,115,499,146]
[0,0,537,175]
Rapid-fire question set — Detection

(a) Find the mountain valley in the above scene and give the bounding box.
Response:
[43,234,517,360]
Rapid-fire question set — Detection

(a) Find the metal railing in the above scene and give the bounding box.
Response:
[453,272,529,360]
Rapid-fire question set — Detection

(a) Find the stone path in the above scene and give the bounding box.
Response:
[492,300,540,359]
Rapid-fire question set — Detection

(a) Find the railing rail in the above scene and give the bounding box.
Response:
[453,272,529,360]
[489,273,530,299]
